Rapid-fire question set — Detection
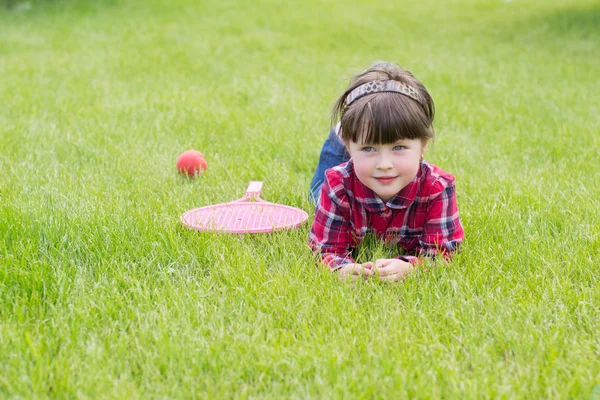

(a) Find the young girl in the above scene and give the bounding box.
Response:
[309,61,464,281]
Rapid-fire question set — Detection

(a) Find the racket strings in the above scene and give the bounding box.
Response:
[183,202,307,233]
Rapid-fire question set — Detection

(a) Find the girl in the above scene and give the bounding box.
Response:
[309,61,464,281]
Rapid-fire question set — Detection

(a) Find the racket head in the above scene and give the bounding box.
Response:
[181,201,308,233]
[181,181,309,233]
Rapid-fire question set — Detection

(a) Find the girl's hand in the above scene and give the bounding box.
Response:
[374,258,414,282]
[337,262,375,281]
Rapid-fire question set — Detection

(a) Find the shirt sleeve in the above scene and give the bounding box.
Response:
[309,171,356,270]
[416,178,464,260]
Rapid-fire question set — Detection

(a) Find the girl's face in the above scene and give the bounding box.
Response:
[346,138,428,202]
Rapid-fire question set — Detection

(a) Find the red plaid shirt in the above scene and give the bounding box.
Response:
[309,160,464,269]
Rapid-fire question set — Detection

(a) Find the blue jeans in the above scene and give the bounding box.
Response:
[309,127,350,203]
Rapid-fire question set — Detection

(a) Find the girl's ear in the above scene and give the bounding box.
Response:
[420,139,430,162]
[421,139,430,155]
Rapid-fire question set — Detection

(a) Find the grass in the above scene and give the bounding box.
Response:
[1,0,599,397]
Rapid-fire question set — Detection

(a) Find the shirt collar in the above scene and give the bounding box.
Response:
[350,161,421,213]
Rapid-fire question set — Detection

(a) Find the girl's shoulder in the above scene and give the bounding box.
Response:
[419,162,457,197]
[325,160,353,180]
[323,161,355,203]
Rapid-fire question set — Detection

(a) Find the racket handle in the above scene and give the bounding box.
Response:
[245,181,263,200]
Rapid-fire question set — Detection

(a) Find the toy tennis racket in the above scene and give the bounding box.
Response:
[180,181,309,233]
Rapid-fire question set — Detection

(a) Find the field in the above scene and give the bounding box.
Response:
[1,0,599,398]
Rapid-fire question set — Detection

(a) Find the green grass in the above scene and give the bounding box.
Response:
[1,0,599,397]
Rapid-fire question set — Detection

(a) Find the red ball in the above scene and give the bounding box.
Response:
[176,150,207,176]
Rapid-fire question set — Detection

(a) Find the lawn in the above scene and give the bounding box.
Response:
[1,0,599,398]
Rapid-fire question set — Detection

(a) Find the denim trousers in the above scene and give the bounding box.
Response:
[309,127,350,203]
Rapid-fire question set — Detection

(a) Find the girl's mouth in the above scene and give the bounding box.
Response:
[375,176,397,184]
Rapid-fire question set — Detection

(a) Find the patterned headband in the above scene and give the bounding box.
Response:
[344,80,424,109]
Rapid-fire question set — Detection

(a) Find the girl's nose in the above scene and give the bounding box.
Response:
[377,154,393,170]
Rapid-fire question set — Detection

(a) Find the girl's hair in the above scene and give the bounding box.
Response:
[332,61,435,144]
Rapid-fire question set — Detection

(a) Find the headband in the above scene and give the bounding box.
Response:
[344,80,424,109]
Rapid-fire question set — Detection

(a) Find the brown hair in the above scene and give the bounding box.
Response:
[332,61,435,144]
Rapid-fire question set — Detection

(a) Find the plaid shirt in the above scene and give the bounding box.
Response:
[309,160,464,269]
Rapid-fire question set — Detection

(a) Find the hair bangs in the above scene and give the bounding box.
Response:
[340,93,433,145]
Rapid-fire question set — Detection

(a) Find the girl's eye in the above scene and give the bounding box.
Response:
[361,146,375,152]
[393,145,407,151]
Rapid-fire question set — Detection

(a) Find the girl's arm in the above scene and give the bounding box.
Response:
[309,174,356,270]
[417,180,464,260]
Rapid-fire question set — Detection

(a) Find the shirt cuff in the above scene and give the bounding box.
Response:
[323,253,355,270]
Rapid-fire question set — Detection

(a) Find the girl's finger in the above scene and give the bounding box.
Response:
[380,273,401,282]
[343,272,366,282]
[362,262,374,270]
[375,258,394,268]
[337,264,356,280]
[350,264,363,275]
[376,263,400,276]
[352,264,374,276]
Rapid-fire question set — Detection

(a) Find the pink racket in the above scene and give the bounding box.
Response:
[180,181,309,233]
